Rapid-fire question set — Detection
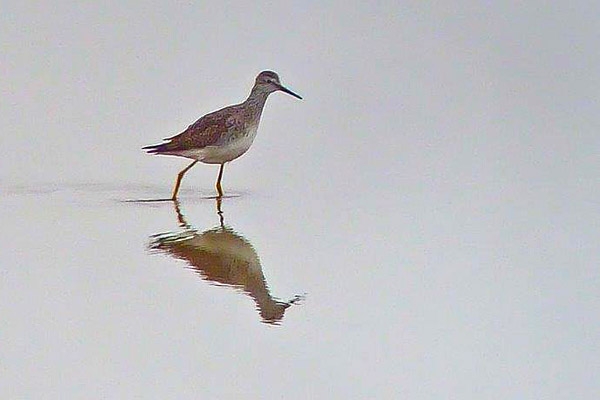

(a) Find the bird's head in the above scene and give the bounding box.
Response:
[254,71,302,99]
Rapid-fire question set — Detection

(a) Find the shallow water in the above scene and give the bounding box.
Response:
[2,176,598,398]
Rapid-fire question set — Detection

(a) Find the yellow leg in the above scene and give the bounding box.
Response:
[171,160,198,200]
[216,163,225,197]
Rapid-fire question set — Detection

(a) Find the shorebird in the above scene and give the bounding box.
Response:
[143,71,302,200]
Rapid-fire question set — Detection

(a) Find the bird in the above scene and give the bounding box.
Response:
[143,71,302,200]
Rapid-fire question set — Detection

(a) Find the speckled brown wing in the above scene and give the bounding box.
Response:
[143,106,241,155]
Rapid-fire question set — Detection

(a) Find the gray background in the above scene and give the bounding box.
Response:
[1,2,599,399]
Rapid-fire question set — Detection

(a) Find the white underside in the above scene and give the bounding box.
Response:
[180,125,259,164]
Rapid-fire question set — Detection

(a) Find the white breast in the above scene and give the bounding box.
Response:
[181,123,259,164]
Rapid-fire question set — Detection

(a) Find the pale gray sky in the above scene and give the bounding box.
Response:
[2,2,597,191]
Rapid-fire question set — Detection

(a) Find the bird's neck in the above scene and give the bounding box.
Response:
[244,87,271,113]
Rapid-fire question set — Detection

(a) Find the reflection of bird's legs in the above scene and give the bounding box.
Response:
[172,160,198,200]
[216,163,225,197]
[216,197,224,228]
[173,199,192,229]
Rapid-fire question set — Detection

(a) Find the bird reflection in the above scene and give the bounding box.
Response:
[149,198,302,325]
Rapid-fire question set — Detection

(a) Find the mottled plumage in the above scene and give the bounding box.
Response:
[143,71,302,199]
[144,104,246,158]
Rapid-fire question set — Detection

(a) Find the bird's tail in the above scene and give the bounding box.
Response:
[142,142,173,154]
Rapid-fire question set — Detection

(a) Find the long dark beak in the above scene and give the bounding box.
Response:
[276,84,302,100]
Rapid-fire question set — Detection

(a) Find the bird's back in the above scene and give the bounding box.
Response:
[143,103,247,158]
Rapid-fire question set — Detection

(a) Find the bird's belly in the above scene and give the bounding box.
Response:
[183,127,258,164]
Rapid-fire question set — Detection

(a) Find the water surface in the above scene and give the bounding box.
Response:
[2,178,598,398]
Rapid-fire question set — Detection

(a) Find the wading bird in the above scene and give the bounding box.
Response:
[143,71,302,199]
